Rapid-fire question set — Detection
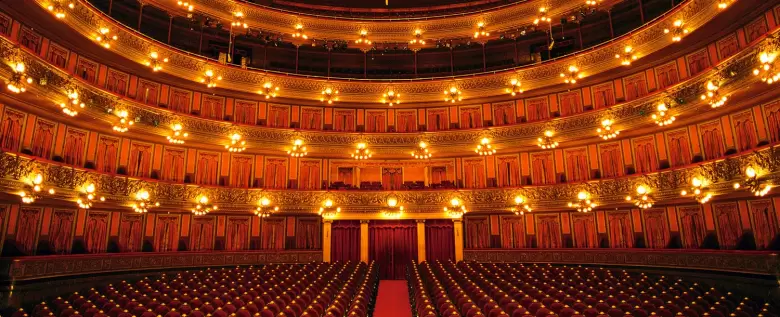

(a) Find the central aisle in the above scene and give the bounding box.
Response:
[373,280,413,317]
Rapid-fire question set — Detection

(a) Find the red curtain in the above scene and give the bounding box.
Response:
[369,220,418,280]
[153,215,179,252]
[337,167,354,185]
[49,210,74,254]
[296,218,321,249]
[500,216,525,248]
[425,220,454,262]
[431,167,446,184]
[118,214,144,252]
[465,218,490,249]
[607,212,634,248]
[332,221,360,262]
[261,218,285,250]
[226,217,250,250]
[191,216,215,251]
[84,211,109,253]
[63,130,86,166]
[128,145,152,178]
[382,168,403,190]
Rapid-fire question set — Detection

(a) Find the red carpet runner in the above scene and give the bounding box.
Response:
[373,280,413,317]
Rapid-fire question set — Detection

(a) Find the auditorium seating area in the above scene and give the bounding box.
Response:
[14,262,378,317]
[408,261,778,317]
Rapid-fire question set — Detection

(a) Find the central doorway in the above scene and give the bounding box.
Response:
[369,220,418,280]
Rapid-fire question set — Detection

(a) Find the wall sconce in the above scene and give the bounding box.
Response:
[597,119,619,140]
[560,65,583,84]
[94,27,117,49]
[664,20,689,42]
[19,173,55,204]
[444,86,463,103]
[167,123,188,144]
[192,195,217,215]
[652,102,676,126]
[132,190,159,213]
[177,1,194,13]
[533,7,551,25]
[733,166,772,196]
[615,46,638,66]
[537,130,559,149]
[200,70,222,88]
[506,78,523,96]
[112,109,134,133]
[475,138,497,155]
[717,0,734,10]
[47,0,74,19]
[473,22,489,39]
[409,29,427,51]
[381,88,400,106]
[77,183,105,209]
[59,88,85,117]
[351,143,372,160]
[625,185,655,209]
[444,197,468,218]
[145,52,168,72]
[511,196,532,215]
[287,139,308,157]
[569,191,596,212]
[258,82,279,99]
[231,12,248,29]
[681,177,713,204]
[226,133,247,153]
[320,87,339,104]
[700,80,727,108]
[411,141,431,159]
[318,198,341,218]
[354,29,372,52]
[6,62,33,94]
[383,195,405,218]
[753,51,779,85]
[255,197,279,218]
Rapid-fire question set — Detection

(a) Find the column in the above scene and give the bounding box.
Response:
[360,220,369,263]
[424,166,430,187]
[416,220,426,263]
[323,219,332,262]
[356,167,361,188]
[453,219,464,262]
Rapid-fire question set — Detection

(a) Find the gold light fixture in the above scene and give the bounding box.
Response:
[318,199,341,218]
[475,138,497,155]
[132,190,159,213]
[77,183,105,209]
[569,191,597,213]
[258,82,279,99]
[625,185,655,209]
[94,27,117,49]
[444,86,463,103]
[200,70,222,88]
[145,51,168,72]
[753,51,779,84]
[615,46,638,66]
[409,29,427,51]
[320,87,339,104]
[733,166,772,197]
[717,0,734,9]
[473,22,489,39]
[560,65,583,84]
[533,7,551,25]
[167,123,188,144]
[664,20,689,42]
[411,141,431,159]
[383,194,405,218]
[6,62,33,94]
[681,177,713,204]
[292,23,308,39]
[192,195,217,215]
[444,197,468,218]
[254,197,279,218]
[112,109,133,133]
[511,196,532,215]
[585,0,602,7]
[226,133,247,153]
[351,143,372,160]
[47,0,74,19]
[597,119,619,140]
[700,80,727,108]
[177,1,194,14]
[652,102,676,126]
[60,88,85,117]
[355,29,372,46]
[537,130,559,149]
[287,139,308,157]
[19,173,55,204]
[381,88,400,106]
[506,78,523,96]
[231,12,248,29]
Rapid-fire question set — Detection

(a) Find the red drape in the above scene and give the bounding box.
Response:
[230,156,253,188]
[500,216,525,248]
[16,208,41,255]
[643,209,669,248]
[572,214,597,248]
[49,210,74,254]
[261,218,285,250]
[338,167,354,185]
[296,218,321,249]
[95,137,118,174]
[84,211,109,253]
[465,217,490,249]
[382,168,403,190]
[226,217,250,250]
[332,221,360,262]
[190,216,215,251]
[63,130,86,166]
[369,220,418,280]
[431,167,446,184]
[119,214,144,252]
[162,149,185,182]
[607,212,633,248]
[154,215,179,252]
[128,144,152,178]
[425,220,454,262]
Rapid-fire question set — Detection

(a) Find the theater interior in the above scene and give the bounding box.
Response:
[0,0,778,316]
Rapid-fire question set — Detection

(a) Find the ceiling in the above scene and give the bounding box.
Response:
[269,0,513,10]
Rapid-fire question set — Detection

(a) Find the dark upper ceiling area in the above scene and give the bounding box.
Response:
[253,0,520,18]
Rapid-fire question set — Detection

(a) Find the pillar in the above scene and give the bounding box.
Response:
[360,220,369,263]
[323,219,332,262]
[424,166,430,187]
[453,219,464,262]
[356,167,361,188]
[416,220,426,263]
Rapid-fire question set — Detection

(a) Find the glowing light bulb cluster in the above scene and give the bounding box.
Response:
[77,183,105,209]
[226,134,247,152]
[318,199,341,218]
[381,89,400,106]
[585,0,601,6]
[569,191,597,213]
[95,27,117,49]
[533,7,551,25]
[112,110,133,132]
[258,82,279,99]
[409,29,426,50]
[444,86,463,103]
[511,196,532,215]
[560,65,583,84]
[287,139,308,157]
[167,124,188,144]
[132,190,158,213]
[537,130,559,149]
[506,79,523,96]
[145,52,168,72]
[717,0,733,9]
[733,166,772,197]
[615,46,638,66]
[320,87,339,104]
[192,196,217,215]
[664,20,689,42]
[19,173,55,204]
[292,24,308,39]
[411,141,431,159]
[60,89,85,117]
[47,0,74,19]
[652,102,676,126]
[355,30,372,46]
[231,12,248,29]
[597,119,619,140]
[254,197,279,218]
[200,70,222,88]
[625,185,654,209]
[681,177,713,204]
[753,52,779,84]
[177,1,194,12]
[444,198,467,218]
[700,80,727,108]
[473,22,489,39]
[475,138,497,155]
[6,62,33,94]
[351,143,372,160]
[383,195,404,218]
